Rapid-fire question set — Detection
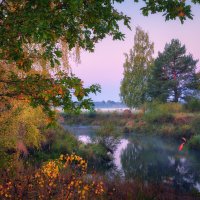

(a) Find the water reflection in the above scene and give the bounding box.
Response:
[64,125,200,193]
[78,135,91,144]
[114,139,129,170]
[120,135,200,192]
[64,125,98,141]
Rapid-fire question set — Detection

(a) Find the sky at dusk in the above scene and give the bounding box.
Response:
[72,0,200,102]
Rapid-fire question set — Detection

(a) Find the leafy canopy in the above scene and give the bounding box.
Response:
[0,0,200,116]
[139,0,200,23]
[120,26,154,108]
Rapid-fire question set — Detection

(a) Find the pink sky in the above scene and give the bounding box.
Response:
[72,1,200,101]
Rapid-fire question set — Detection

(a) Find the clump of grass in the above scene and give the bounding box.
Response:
[173,112,191,125]
[144,103,181,123]
[159,124,176,136]
[176,124,192,137]
[77,123,122,170]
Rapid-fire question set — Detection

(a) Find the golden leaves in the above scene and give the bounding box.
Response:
[0,153,105,199]
[177,6,185,17]
[0,101,48,150]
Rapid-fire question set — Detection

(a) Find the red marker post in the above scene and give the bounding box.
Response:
[178,137,186,151]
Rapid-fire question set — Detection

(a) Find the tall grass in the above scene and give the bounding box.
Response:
[144,103,182,123]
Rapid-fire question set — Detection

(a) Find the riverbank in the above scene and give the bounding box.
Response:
[1,123,200,199]
[1,102,200,199]
[61,103,200,150]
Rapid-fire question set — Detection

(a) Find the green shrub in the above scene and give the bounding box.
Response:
[50,126,79,154]
[96,123,121,137]
[0,150,13,169]
[145,106,169,123]
[175,124,193,138]
[184,98,200,112]
[144,102,183,123]
[30,125,80,163]
[160,124,176,135]
[94,123,121,154]
[189,135,200,150]
[87,111,97,118]
[191,116,200,135]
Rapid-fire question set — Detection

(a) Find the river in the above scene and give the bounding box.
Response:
[64,125,200,193]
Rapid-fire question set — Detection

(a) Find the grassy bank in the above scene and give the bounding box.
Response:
[1,104,200,199]
[0,153,199,200]
[26,124,118,172]
[1,101,200,199]
[61,102,200,150]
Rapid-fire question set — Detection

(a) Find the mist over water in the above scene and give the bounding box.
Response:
[65,125,200,193]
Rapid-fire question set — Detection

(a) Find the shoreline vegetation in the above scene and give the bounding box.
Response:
[62,102,200,150]
[1,102,200,199]
[1,1,200,199]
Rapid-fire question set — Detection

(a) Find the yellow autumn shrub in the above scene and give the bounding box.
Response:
[0,100,48,151]
[0,154,105,200]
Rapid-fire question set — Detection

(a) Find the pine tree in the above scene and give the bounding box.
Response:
[148,39,198,102]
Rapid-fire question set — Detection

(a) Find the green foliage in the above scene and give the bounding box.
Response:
[148,39,198,103]
[184,98,200,112]
[176,124,193,138]
[140,0,200,23]
[0,69,101,118]
[75,123,122,169]
[191,116,200,135]
[0,1,200,115]
[0,150,13,169]
[62,112,126,126]
[50,126,79,154]
[0,101,48,151]
[189,135,200,150]
[30,125,80,162]
[120,26,154,108]
[0,0,129,117]
[1,0,118,115]
[0,0,131,59]
[96,123,121,138]
[94,123,121,154]
[78,143,114,171]
[159,124,176,136]
[144,103,182,123]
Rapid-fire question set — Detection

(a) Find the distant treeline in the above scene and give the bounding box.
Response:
[94,101,127,108]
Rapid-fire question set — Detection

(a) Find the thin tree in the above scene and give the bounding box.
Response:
[120,26,154,108]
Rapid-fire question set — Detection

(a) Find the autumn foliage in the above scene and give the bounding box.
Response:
[0,154,105,200]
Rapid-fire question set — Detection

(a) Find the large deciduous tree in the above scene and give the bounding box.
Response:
[138,0,200,23]
[148,39,198,102]
[120,26,154,108]
[0,0,200,116]
[2,0,132,116]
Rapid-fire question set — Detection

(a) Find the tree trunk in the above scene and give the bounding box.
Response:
[174,87,179,102]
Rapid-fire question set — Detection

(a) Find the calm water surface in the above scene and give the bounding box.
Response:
[64,125,200,193]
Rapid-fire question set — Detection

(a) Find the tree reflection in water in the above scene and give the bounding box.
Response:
[120,135,200,192]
